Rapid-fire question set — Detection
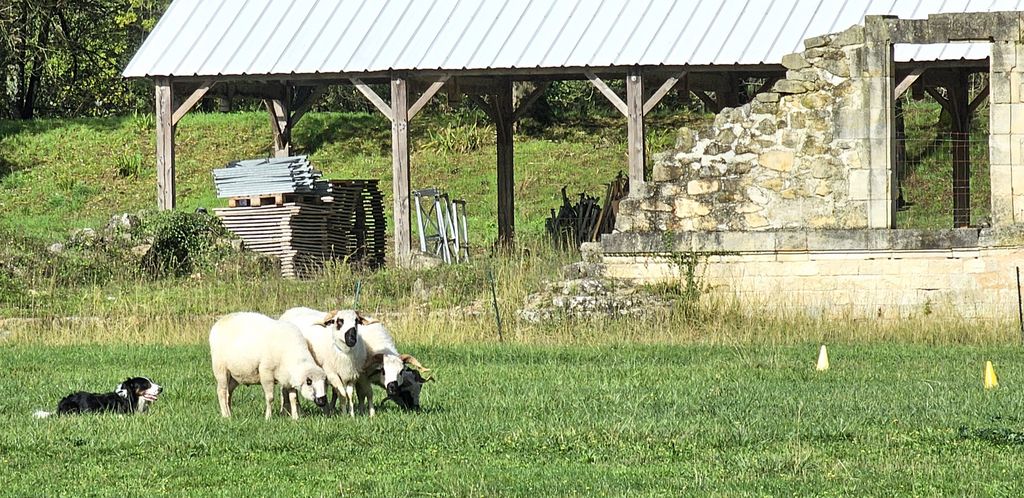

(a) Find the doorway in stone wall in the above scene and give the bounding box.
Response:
[894,70,991,229]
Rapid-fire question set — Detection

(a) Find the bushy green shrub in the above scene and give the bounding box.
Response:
[140,211,235,278]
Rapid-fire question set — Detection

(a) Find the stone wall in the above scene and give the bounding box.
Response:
[601,229,1023,320]
[616,25,882,234]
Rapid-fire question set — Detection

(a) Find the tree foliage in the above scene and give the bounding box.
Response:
[0,0,169,119]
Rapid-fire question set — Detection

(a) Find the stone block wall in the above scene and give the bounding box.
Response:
[601,229,1022,320]
[616,25,888,233]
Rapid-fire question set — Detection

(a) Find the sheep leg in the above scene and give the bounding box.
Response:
[279,387,293,415]
[345,384,355,417]
[260,378,275,420]
[216,373,236,418]
[356,380,374,417]
[288,388,299,420]
[326,373,344,416]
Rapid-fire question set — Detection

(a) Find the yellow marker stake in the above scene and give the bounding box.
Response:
[984,361,999,389]
[816,345,829,371]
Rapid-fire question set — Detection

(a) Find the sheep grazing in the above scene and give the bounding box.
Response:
[279,307,369,417]
[357,320,433,414]
[209,312,328,420]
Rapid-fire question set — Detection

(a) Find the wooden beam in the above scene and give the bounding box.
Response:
[511,82,550,122]
[468,94,499,122]
[894,67,926,98]
[265,98,290,157]
[692,90,720,112]
[172,81,213,125]
[495,79,515,247]
[925,86,952,114]
[391,76,412,267]
[352,78,392,119]
[288,85,326,129]
[626,67,645,197]
[155,77,175,210]
[948,69,971,228]
[642,70,686,116]
[585,70,628,117]
[408,76,449,121]
[968,83,989,116]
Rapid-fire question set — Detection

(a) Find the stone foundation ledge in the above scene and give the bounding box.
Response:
[600,228,996,255]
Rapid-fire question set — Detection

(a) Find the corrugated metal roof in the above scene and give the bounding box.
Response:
[123,0,1024,78]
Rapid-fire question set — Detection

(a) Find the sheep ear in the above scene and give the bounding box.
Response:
[318,310,339,326]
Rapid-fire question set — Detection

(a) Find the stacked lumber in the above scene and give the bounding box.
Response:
[214,203,333,278]
[212,155,387,277]
[212,155,328,198]
[325,180,386,269]
[545,171,628,249]
[214,185,387,277]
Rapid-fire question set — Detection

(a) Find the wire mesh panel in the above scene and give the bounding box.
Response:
[894,97,990,229]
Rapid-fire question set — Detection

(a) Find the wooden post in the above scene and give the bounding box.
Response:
[267,96,290,157]
[495,79,515,247]
[155,77,175,210]
[950,69,971,228]
[391,75,412,267]
[626,67,645,197]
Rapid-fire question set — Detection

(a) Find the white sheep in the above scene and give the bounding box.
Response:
[356,319,432,414]
[209,312,328,420]
[279,307,369,417]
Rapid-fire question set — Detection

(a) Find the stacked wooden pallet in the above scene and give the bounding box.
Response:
[213,179,388,277]
[214,203,333,278]
[326,180,386,269]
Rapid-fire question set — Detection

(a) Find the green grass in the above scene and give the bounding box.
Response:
[0,110,692,244]
[3,341,1024,496]
[896,98,992,229]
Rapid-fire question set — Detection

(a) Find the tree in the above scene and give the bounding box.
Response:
[0,0,168,119]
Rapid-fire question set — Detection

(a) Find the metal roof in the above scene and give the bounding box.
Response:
[123,0,1024,78]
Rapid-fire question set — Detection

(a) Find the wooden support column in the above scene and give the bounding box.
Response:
[949,69,971,228]
[391,76,412,267]
[626,67,645,197]
[155,77,175,210]
[266,96,290,157]
[494,79,515,247]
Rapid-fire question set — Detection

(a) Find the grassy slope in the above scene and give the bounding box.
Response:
[3,342,1023,496]
[0,111,687,244]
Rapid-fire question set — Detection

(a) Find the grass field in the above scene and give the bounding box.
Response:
[3,341,1023,496]
[2,103,1021,496]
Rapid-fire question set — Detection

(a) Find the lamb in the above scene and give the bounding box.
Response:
[356,319,432,414]
[209,312,328,420]
[279,307,369,417]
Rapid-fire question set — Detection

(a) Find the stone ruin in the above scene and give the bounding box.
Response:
[599,12,1024,319]
[619,24,884,234]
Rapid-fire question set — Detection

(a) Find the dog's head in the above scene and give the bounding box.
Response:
[115,377,162,412]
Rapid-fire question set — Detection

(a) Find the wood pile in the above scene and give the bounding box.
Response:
[326,180,386,270]
[545,172,628,249]
[213,158,387,277]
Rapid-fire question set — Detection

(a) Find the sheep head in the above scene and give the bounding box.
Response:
[319,309,373,350]
[293,366,328,406]
[364,353,432,410]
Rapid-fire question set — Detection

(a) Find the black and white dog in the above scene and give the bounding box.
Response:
[34,377,162,418]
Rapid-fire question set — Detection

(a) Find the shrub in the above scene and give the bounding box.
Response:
[140,211,235,278]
